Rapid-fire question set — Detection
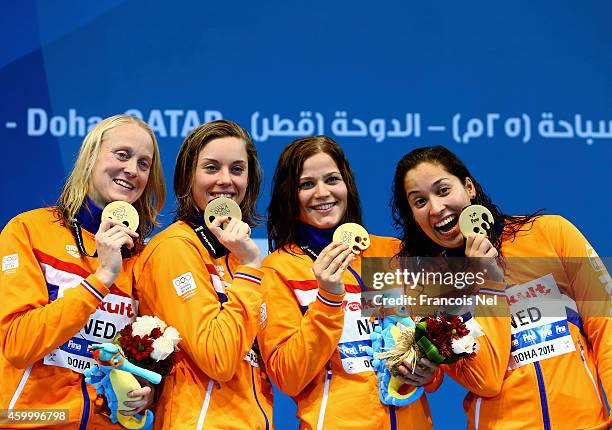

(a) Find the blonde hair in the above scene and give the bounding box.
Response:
[56,114,166,239]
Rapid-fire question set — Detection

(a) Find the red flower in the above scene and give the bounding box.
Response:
[119,334,154,363]
[422,315,469,359]
[113,321,177,376]
[118,324,133,340]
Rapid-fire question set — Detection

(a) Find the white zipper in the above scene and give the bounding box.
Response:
[474,396,482,430]
[316,369,332,430]
[196,380,215,430]
[8,364,33,410]
[577,339,603,405]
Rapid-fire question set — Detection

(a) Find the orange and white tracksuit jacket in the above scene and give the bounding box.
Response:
[259,234,441,430]
[444,215,611,430]
[132,220,273,430]
[0,208,137,429]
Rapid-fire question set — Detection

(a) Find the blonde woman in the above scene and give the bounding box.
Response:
[0,114,165,428]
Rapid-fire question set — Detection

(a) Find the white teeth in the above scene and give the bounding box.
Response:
[313,203,334,211]
[211,193,233,198]
[114,179,134,190]
[435,215,456,228]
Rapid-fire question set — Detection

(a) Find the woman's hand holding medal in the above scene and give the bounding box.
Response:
[313,242,354,295]
[206,197,261,268]
[95,201,140,287]
[460,205,503,283]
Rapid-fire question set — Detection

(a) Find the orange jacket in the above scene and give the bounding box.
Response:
[132,221,273,430]
[444,215,611,430]
[0,208,136,429]
[259,235,440,430]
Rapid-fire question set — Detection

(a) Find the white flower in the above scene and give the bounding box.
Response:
[132,316,159,338]
[162,326,181,347]
[151,337,175,361]
[465,318,484,338]
[452,335,480,355]
[153,316,167,332]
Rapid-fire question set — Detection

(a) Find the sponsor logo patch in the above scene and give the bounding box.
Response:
[173,272,197,299]
[260,302,268,328]
[215,264,225,278]
[2,253,18,272]
[66,245,80,258]
[244,348,260,367]
[586,244,606,272]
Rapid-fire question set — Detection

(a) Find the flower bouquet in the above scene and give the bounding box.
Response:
[375,314,483,373]
[85,316,181,430]
[115,315,181,376]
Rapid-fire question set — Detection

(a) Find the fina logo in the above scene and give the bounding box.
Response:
[67,339,82,351]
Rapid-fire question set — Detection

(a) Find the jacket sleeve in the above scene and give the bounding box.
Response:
[258,264,345,397]
[422,367,444,393]
[135,236,263,382]
[442,281,511,397]
[552,216,612,405]
[0,216,109,368]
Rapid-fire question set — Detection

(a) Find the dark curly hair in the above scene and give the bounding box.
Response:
[391,145,542,257]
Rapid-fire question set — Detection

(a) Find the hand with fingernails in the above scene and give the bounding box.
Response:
[208,216,261,268]
[95,218,139,287]
[313,241,355,295]
[120,381,154,416]
[465,234,504,282]
[395,357,438,387]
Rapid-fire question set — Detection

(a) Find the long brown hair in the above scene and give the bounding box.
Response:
[267,135,363,252]
[56,114,165,240]
[174,120,262,227]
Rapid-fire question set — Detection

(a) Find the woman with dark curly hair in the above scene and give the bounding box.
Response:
[392,145,611,430]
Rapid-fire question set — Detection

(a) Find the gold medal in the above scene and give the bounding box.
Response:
[204,197,242,229]
[459,204,494,238]
[102,201,139,232]
[333,222,370,254]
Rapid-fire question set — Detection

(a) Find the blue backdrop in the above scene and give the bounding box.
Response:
[2,1,611,428]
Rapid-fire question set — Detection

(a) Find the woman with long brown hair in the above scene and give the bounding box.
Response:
[259,136,440,429]
[133,120,273,429]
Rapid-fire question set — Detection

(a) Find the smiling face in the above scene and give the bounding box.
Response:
[404,162,475,248]
[297,152,348,229]
[88,123,154,207]
[192,136,248,211]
